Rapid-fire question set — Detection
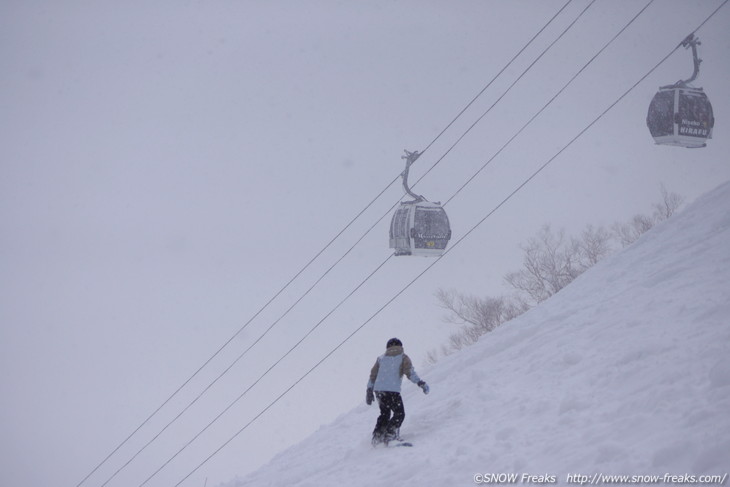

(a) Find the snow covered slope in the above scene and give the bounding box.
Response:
[225,181,730,487]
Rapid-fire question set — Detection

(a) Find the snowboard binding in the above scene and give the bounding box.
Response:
[371,428,403,447]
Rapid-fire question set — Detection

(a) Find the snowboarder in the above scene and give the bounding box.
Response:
[366,338,429,445]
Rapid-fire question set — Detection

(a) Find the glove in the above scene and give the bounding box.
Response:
[418,380,430,395]
[366,388,374,405]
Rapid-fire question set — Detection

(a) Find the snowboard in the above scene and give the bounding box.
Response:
[372,438,413,448]
[389,441,413,447]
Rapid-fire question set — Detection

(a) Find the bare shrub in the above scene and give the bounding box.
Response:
[504,225,586,304]
[613,186,684,247]
[429,290,528,358]
[427,187,683,364]
[653,184,685,222]
[576,224,613,268]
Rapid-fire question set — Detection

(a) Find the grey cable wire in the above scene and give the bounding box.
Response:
[77,4,577,486]
[130,4,603,485]
[171,2,728,484]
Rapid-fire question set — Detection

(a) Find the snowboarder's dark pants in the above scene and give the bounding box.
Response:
[373,391,405,437]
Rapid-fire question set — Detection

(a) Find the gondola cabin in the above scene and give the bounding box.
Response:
[390,201,451,257]
[646,86,714,148]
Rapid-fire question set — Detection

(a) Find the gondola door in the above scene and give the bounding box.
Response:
[675,88,713,147]
[411,204,451,257]
[389,205,413,256]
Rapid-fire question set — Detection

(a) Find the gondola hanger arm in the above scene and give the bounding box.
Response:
[400,149,426,202]
[676,33,702,87]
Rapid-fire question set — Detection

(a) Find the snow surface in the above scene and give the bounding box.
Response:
[225,181,730,486]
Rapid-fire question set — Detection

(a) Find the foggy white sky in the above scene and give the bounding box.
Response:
[1,1,729,486]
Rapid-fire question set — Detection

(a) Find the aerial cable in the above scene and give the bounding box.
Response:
[410,0,597,191]
[74,189,394,487]
[99,194,399,487]
[170,2,728,484]
[76,4,579,486]
[122,2,608,483]
[135,4,601,483]
[74,182,398,487]
[157,2,649,481]
[418,0,573,156]
[443,0,655,206]
[139,255,395,486]
[391,0,597,256]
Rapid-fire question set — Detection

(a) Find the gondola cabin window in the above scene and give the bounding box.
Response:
[647,89,674,139]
